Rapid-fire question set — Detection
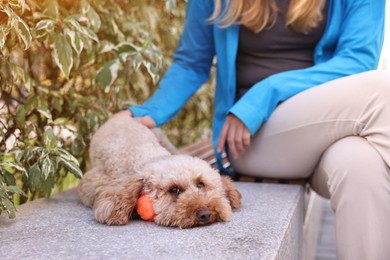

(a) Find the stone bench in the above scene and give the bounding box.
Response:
[0,140,324,260]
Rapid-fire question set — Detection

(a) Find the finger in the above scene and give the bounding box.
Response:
[112,109,132,118]
[135,116,156,128]
[142,116,156,128]
[242,130,251,149]
[234,125,246,155]
[227,125,238,159]
[217,123,229,153]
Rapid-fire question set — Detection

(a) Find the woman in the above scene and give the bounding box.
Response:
[117,0,389,259]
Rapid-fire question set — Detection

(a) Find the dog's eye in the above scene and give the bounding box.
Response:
[197,182,205,189]
[170,187,181,195]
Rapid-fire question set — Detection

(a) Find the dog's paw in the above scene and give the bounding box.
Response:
[92,176,144,225]
[94,191,149,225]
[93,196,133,225]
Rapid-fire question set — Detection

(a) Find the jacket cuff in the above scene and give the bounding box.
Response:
[127,106,161,127]
[228,105,265,136]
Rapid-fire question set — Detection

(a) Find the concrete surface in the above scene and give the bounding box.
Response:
[0,182,304,260]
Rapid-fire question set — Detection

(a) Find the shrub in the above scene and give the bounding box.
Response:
[0,0,214,218]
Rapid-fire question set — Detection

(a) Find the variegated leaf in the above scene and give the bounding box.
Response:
[78,26,99,43]
[41,157,54,179]
[95,59,120,92]
[53,34,73,78]
[43,126,57,151]
[37,107,53,121]
[81,0,101,31]
[58,157,83,179]
[64,17,82,32]
[65,29,83,56]
[34,19,55,38]
[0,162,27,176]
[13,14,32,50]
[98,40,115,54]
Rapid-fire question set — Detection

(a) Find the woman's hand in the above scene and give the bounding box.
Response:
[217,114,251,159]
[112,109,156,128]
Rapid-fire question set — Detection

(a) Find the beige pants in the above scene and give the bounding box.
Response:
[231,70,390,260]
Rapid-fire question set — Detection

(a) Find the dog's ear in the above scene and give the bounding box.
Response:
[93,175,144,225]
[221,175,242,210]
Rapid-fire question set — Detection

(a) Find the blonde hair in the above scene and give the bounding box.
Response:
[210,0,327,34]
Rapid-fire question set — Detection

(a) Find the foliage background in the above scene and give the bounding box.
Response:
[0,0,214,218]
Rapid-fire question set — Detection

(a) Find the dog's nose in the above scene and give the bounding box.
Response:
[196,209,211,223]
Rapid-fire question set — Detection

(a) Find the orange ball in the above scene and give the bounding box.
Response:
[136,194,156,222]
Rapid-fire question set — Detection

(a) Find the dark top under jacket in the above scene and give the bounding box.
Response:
[235,0,329,101]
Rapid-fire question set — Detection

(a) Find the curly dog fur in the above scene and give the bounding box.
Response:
[77,116,242,228]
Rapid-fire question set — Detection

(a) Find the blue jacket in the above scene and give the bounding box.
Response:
[129,0,385,174]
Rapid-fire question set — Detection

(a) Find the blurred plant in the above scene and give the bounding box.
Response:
[0,0,214,219]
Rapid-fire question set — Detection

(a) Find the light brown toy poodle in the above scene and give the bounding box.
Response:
[77,116,242,228]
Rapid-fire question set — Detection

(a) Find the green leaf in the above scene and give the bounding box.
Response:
[78,33,92,51]
[9,62,25,81]
[78,26,99,43]
[58,157,83,179]
[0,189,8,200]
[40,176,55,197]
[53,34,73,78]
[65,29,83,56]
[52,117,67,125]
[143,60,160,84]
[98,40,115,54]
[34,19,55,32]
[5,185,26,196]
[95,59,119,92]
[21,147,42,167]
[25,95,39,114]
[71,137,86,156]
[15,105,26,127]
[58,148,80,166]
[65,14,88,23]
[64,17,82,32]
[27,163,42,191]
[107,16,122,38]
[132,52,143,71]
[41,157,54,179]
[37,107,53,121]
[0,162,27,176]
[165,0,177,13]
[43,126,57,151]
[51,97,63,113]
[81,0,101,31]
[1,197,16,219]
[1,168,16,185]
[34,19,55,38]
[116,42,138,54]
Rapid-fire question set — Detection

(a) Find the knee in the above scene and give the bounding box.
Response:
[320,137,390,205]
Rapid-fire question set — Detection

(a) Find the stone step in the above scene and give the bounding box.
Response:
[0,182,304,260]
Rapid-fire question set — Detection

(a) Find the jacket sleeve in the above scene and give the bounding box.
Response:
[128,0,215,126]
[229,0,386,135]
